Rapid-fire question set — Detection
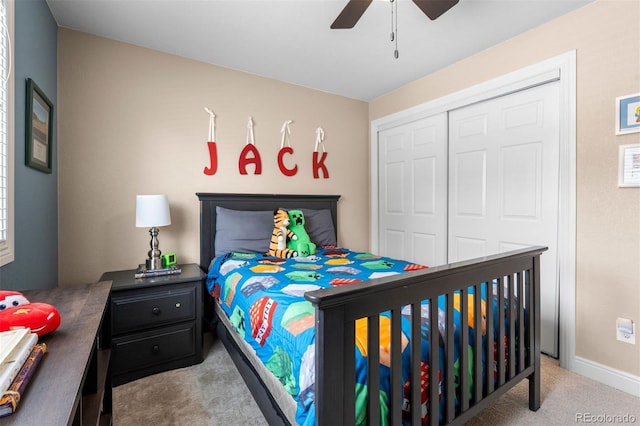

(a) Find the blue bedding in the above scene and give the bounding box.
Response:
[206,247,510,425]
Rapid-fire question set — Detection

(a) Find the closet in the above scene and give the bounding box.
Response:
[374,75,565,357]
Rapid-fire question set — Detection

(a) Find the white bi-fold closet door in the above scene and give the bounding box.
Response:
[377,113,448,268]
[377,81,561,357]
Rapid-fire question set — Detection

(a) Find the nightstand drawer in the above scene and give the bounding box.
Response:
[112,323,196,374]
[112,287,196,334]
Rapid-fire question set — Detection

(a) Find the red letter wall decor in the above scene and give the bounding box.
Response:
[278,147,297,176]
[313,127,329,179]
[312,151,329,179]
[203,107,218,175]
[204,142,218,176]
[277,120,298,176]
[239,117,262,175]
[239,143,263,175]
[201,115,330,179]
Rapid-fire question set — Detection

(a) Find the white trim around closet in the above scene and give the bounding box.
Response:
[370,50,577,371]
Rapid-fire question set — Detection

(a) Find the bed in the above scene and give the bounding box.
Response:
[197,192,546,425]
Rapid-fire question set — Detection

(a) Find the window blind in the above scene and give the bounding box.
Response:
[0,0,8,242]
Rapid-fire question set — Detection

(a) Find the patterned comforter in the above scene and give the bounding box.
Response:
[206,247,508,425]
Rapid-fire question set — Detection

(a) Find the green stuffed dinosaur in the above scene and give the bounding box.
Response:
[286,210,316,257]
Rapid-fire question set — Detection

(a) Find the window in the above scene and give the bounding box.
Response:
[0,0,14,266]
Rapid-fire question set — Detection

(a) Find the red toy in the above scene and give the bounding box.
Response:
[0,290,61,336]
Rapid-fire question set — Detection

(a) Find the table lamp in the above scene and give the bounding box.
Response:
[136,194,171,270]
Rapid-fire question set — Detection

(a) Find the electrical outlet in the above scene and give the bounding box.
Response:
[616,318,636,344]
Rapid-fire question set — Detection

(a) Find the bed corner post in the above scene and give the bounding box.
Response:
[314,301,350,425]
[529,252,542,411]
[197,193,214,271]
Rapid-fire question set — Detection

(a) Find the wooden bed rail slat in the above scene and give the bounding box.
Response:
[344,320,356,424]
[485,279,495,395]
[508,274,516,380]
[527,269,533,368]
[472,284,483,404]
[411,302,422,426]
[517,271,525,374]
[459,286,469,413]
[390,307,402,425]
[367,315,381,425]
[445,293,455,423]
[497,276,506,387]
[429,297,440,425]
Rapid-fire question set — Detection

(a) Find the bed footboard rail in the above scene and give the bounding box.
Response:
[305,246,547,426]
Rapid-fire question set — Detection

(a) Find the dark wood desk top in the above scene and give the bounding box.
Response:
[0,281,111,425]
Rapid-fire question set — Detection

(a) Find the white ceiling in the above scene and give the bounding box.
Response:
[46,0,594,101]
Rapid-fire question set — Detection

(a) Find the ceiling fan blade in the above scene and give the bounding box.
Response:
[412,0,460,20]
[330,0,373,29]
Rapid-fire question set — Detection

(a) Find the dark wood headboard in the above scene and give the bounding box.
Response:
[196,193,341,270]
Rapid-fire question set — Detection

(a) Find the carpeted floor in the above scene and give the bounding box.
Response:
[113,332,639,425]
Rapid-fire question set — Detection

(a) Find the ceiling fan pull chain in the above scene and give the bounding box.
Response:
[393,0,399,58]
[390,0,394,42]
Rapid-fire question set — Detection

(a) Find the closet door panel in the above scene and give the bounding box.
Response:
[449,82,561,356]
[378,114,447,266]
[454,150,487,218]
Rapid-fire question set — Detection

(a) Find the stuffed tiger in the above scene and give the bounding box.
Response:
[267,208,298,258]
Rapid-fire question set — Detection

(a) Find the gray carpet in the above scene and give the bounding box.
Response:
[113,332,639,425]
[113,333,267,426]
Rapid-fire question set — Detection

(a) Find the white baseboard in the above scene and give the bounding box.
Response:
[573,356,640,397]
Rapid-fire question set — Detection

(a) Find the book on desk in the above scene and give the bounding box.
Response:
[0,329,47,418]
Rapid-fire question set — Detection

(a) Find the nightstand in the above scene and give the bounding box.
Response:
[100,263,205,386]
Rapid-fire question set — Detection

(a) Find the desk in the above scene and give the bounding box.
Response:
[0,281,112,426]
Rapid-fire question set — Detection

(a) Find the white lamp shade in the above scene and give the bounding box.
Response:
[136,195,171,227]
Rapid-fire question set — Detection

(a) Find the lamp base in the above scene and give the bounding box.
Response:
[145,256,164,270]
[144,226,164,270]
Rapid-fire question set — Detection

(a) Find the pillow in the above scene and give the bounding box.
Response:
[214,207,274,256]
[300,208,337,247]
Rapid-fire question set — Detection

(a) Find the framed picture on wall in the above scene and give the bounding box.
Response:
[25,78,53,173]
[615,93,640,135]
[618,143,640,187]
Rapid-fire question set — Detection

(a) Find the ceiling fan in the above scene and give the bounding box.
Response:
[331,0,460,29]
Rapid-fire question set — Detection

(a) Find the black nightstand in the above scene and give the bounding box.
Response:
[100,263,205,386]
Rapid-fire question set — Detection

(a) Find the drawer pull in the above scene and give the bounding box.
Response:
[175,302,181,308]
[152,344,160,353]
[152,306,161,315]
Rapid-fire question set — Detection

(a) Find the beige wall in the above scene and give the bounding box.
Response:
[370,0,640,377]
[57,29,369,287]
